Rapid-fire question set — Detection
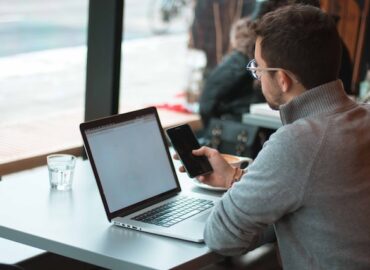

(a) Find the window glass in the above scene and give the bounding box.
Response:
[0,0,88,170]
[120,0,257,116]
[120,0,206,113]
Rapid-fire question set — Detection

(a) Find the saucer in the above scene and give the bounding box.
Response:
[191,178,228,191]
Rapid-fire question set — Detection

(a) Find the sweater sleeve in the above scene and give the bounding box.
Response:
[204,124,317,255]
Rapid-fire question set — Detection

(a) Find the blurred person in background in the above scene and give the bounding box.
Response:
[199,17,265,129]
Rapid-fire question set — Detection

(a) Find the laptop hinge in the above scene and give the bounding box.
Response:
[118,190,180,217]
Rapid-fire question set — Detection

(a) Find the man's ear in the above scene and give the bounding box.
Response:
[276,70,293,93]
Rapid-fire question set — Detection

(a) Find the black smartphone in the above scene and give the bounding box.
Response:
[166,124,213,178]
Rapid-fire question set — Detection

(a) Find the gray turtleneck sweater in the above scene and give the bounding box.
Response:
[204,80,370,269]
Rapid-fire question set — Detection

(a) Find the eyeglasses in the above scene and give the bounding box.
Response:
[246,59,299,83]
[246,59,282,80]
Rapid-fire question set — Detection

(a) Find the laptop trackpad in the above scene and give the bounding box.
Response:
[193,212,209,222]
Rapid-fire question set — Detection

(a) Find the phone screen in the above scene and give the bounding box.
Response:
[166,124,213,178]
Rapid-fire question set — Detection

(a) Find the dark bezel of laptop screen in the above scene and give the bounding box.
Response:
[80,107,182,221]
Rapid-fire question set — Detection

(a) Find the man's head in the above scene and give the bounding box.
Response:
[254,0,320,20]
[253,4,341,108]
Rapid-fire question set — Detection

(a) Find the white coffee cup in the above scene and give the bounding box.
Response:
[220,153,253,169]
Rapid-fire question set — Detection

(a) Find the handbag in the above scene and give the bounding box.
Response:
[202,118,273,159]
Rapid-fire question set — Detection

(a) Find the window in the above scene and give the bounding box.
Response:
[0,0,88,174]
[119,0,205,113]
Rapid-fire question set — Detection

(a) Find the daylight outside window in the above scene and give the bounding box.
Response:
[0,0,88,172]
[119,0,206,114]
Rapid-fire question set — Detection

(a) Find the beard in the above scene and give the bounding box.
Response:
[263,86,284,110]
[266,101,280,110]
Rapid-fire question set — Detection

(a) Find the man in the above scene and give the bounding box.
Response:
[179,4,370,269]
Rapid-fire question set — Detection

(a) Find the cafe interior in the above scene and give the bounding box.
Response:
[0,0,369,269]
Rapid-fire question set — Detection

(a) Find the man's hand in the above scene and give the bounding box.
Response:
[174,146,235,188]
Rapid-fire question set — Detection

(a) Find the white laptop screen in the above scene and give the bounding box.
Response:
[85,114,177,213]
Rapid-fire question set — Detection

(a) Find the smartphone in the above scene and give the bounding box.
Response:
[166,124,213,178]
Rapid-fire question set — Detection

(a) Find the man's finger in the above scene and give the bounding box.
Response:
[192,146,208,157]
[193,146,217,159]
[179,166,186,173]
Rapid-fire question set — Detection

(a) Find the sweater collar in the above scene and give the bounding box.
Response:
[279,80,354,125]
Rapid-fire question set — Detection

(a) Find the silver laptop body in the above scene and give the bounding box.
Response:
[80,107,218,242]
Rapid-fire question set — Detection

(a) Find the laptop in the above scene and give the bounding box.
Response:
[80,107,219,242]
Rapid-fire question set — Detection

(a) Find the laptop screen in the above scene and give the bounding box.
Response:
[84,112,178,214]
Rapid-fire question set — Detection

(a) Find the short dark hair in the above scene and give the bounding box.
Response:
[255,4,341,89]
[255,0,320,20]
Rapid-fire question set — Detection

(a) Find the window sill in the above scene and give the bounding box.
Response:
[0,108,201,176]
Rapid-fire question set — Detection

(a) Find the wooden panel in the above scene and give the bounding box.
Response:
[321,0,360,62]
[320,0,330,12]
[352,0,370,91]
[336,0,361,62]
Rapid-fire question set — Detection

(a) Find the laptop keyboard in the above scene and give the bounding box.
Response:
[132,196,214,227]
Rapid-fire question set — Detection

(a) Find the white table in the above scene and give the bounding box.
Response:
[243,103,282,130]
[0,159,224,269]
[242,113,282,130]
